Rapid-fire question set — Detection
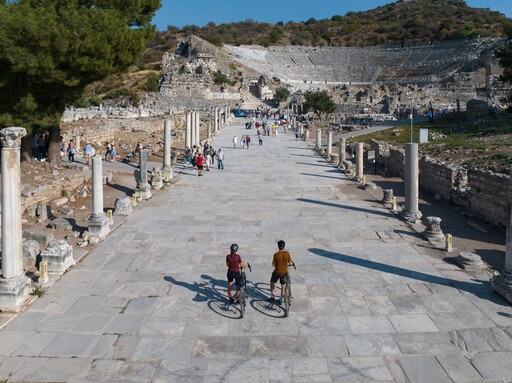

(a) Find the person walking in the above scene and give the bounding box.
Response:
[233,135,238,149]
[246,135,251,149]
[258,133,263,146]
[111,144,117,162]
[84,141,93,165]
[205,150,211,171]
[67,140,76,163]
[196,152,204,176]
[217,148,224,169]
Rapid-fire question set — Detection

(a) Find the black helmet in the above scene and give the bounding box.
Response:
[230,244,238,253]
[277,240,285,250]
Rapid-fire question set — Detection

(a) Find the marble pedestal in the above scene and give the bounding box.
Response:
[0,274,30,312]
[39,240,75,273]
[87,214,111,240]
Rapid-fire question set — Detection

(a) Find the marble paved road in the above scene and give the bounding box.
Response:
[1,122,512,382]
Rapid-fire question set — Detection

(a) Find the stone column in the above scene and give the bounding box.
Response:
[326,131,333,162]
[356,142,364,180]
[185,113,192,149]
[224,105,228,126]
[190,112,196,148]
[403,143,422,223]
[305,129,310,142]
[195,112,200,146]
[135,150,152,200]
[315,129,322,151]
[299,123,303,137]
[87,155,111,239]
[339,137,346,164]
[0,127,30,312]
[214,108,219,132]
[207,122,211,140]
[162,120,173,182]
[491,165,512,303]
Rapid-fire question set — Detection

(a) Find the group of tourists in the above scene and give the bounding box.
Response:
[184,142,225,176]
[231,134,252,149]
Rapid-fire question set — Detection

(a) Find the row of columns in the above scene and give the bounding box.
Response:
[0,119,178,311]
[313,130,512,305]
[185,106,232,151]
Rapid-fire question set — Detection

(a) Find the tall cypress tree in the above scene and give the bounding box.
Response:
[0,0,161,163]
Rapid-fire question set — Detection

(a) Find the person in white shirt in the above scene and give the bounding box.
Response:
[217,148,225,169]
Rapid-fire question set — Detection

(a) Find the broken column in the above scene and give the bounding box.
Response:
[326,131,333,162]
[162,120,173,182]
[339,137,346,165]
[315,129,322,151]
[423,216,445,248]
[382,189,394,205]
[403,143,422,223]
[491,164,512,303]
[356,142,364,181]
[214,108,219,132]
[135,150,152,200]
[185,112,192,149]
[0,127,31,312]
[87,155,111,239]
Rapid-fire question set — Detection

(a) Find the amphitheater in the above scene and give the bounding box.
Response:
[225,39,502,88]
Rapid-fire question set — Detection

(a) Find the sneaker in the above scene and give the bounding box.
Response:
[278,297,284,305]
[267,296,275,302]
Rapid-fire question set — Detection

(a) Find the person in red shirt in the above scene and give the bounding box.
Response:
[196,152,204,176]
[226,243,247,305]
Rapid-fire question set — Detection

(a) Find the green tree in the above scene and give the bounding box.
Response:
[274,87,290,103]
[0,0,161,163]
[303,90,337,118]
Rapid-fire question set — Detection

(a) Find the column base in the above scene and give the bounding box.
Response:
[162,166,173,183]
[40,239,76,273]
[135,184,152,200]
[491,271,512,304]
[402,210,422,223]
[0,274,31,312]
[87,214,111,240]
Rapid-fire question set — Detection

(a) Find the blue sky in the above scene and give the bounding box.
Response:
[153,0,512,30]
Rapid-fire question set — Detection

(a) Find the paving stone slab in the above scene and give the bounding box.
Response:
[398,355,452,383]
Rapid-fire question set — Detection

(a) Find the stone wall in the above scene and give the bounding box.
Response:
[466,169,510,225]
[373,140,511,226]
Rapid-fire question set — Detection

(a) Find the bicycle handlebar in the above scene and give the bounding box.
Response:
[247,262,252,272]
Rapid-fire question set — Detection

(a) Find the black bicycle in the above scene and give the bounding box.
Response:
[284,263,296,318]
[239,262,251,318]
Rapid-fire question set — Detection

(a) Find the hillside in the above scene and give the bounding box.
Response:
[151,0,509,51]
[81,0,511,106]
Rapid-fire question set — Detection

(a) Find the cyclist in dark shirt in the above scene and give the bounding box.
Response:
[226,243,247,305]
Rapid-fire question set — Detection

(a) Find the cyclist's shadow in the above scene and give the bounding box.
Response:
[163,274,240,318]
[248,282,285,318]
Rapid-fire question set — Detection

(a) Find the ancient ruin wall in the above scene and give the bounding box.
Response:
[373,141,510,226]
[466,169,510,225]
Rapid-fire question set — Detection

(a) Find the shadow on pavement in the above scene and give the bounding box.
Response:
[309,247,508,305]
[300,173,341,180]
[298,198,395,218]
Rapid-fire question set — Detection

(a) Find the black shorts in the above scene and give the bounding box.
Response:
[197,165,203,170]
[271,271,287,285]
[227,270,241,286]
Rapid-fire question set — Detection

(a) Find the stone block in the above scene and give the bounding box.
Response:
[455,252,485,270]
[40,240,75,273]
[0,274,31,313]
[23,229,54,250]
[50,218,74,232]
[36,204,52,222]
[58,206,74,216]
[53,197,69,207]
[114,197,133,216]
[22,239,40,270]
